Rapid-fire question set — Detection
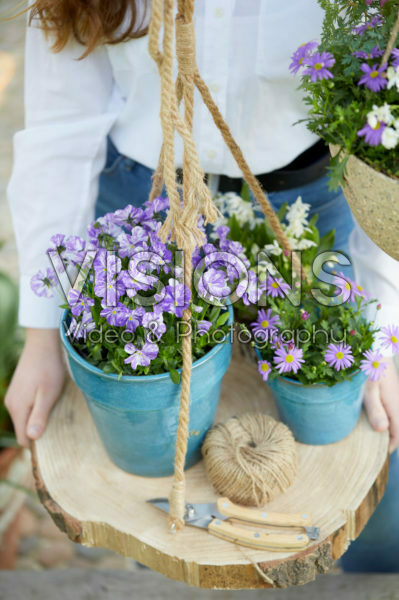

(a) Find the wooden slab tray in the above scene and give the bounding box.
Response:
[31,349,389,590]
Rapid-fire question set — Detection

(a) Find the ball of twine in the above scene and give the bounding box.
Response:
[202,413,297,507]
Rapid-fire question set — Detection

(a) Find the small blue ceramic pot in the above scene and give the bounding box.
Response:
[60,309,233,477]
[255,349,367,444]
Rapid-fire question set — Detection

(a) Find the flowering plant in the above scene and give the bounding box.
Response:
[210,187,335,319]
[291,0,399,189]
[30,198,260,383]
[252,272,399,387]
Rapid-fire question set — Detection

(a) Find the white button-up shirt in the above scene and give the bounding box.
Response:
[7,0,399,332]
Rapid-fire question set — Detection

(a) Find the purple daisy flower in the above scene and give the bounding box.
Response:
[303,51,335,82]
[352,46,384,60]
[273,345,305,375]
[258,360,272,382]
[93,250,121,280]
[353,15,383,36]
[30,268,57,298]
[333,272,367,303]
[251,309,280,341]
[357,120,386,146]
[124,342,159,370]
[325,342,355,371]
[94,272,125,304]
[379,325,399,354]
[360,350,387,381]
[67,289,94,317]
[289,41,319,74]
[358,63,387,92]
[265,276,291,299]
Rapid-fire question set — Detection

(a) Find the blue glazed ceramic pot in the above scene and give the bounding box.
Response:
[255,349,367,444]
[60,309,233,477]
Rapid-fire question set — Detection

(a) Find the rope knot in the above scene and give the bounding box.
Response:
[176,18,196,77]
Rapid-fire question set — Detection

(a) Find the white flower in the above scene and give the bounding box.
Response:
[251,243,260,257]
[381,126,399,150]
[387,66,399,91]
[263,240,282,256]
[367,103,394,128]
[284,196,311,239]
[288,237,317,251]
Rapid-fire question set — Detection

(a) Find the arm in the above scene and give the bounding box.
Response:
[5,14,118,446]
[349,219,399,452]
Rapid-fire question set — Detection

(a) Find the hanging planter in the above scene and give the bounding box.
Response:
[250,272,399,445]
[331,146,399,260]
[291,0,399,260]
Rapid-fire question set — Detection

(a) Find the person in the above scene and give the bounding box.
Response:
[5,0,399,570]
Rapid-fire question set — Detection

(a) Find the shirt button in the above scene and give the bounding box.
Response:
[214,7,224,18]
[207,149,217,159]
[210,82,221,94]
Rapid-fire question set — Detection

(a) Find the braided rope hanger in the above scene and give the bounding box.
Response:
[147,0,301,531]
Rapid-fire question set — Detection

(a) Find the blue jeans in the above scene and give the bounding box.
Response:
[96,137,399,572]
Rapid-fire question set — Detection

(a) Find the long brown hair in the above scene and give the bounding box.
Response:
[28,0,149,57]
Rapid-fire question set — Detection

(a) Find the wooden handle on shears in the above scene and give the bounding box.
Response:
[208,518,310,551]
[216,497,313,528]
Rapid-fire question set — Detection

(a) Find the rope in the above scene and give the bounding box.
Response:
[147,0,300,531]
[380,5,399,68]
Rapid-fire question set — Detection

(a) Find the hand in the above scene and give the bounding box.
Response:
[5,328,65,448]
[363,357,399,453]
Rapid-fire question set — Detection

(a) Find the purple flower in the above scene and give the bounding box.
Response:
[360,350,387,381]
[64,236,86,265]
[67,289,94,317]
[265,276,291,299]
[93,250,121,280]
[30,268,57,298]
[215,225,230,239]
[197,320,212,336]
[333,272,367,303]
[301,310,310,321]
[124,342,159,370]
[94,271,125,303]
[289,41,319,74]
[142,311,167,341]
[100,302,130,327]
[379,325,399,354]
[353,15,383,36]
[273,346,305,375]
[392,48,399,68]
[325,342,354,371]
[112,205,144,227]
[117,228,148,258]
[366,0,388,6]
[352,46,384,60]
[251,309,280,340]
[143,196,169,217]
[358,63,387,92]
[258,360,272,382]
[303,51,335,82]
[357,120,386,145]
[155,278,191,317]
[236,270,260,306]
[198,268,231,302]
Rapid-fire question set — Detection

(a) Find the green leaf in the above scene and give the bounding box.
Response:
[240,182,251,204]
[169,369,181,385]
[215,311,230,327]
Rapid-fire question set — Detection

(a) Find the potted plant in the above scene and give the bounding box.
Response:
[210,188,335,362]
[291,0,399,260]
[249,272,398,445]
[31,198,259,477]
